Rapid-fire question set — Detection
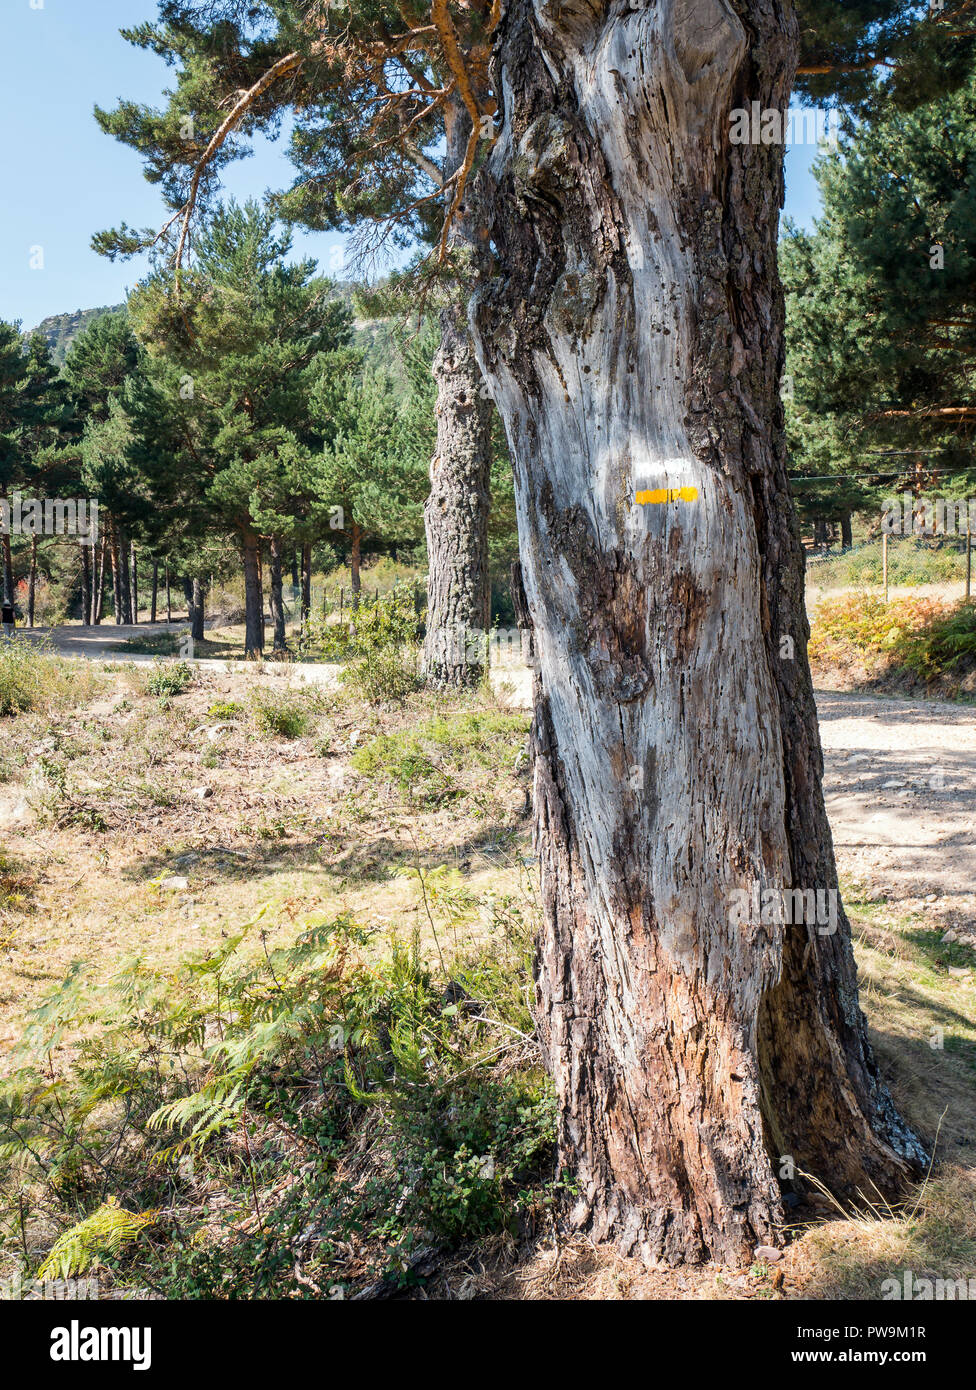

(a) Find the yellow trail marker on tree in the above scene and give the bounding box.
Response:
[634,486,699,506]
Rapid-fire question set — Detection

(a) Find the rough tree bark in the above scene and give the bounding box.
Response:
[422,97,495,685]
[240,525,264,657]
[469,0,926,1265]
[269,535,287,652]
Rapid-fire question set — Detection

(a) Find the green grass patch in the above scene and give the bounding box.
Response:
[352,710,530,805]
[249,687,324,739]
[812,538,967,589]
[207,699,245,719]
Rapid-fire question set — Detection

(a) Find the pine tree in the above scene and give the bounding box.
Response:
[126,198,354,654]
[783,59,976,541]
[93,0,501,683]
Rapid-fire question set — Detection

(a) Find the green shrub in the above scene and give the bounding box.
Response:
[146,661,193,698]
[899,601,976,680]
[249,687,321,738]
[207,699,245,719]
[352,711,529,805]
[340,584,423,704]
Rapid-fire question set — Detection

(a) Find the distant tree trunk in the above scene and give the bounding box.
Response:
[469,0,927,1265]
[85,544,95,625]
[130,542,139,622]
[150,561,158,623]
[301,543,312,636]
[421,97,493,687]
[291,552,300,590]
[191,578,205,642]
[1,530,13,612]
[79,542,91,629]
[94,533,107,623]
[27,535,38,627]
[108,519,122,624]
[350,523,362,614]
[240,526,264,657]
[165,564,171,624]
[118,530,133,624]
[841,513,853,549]
[269,535,286,652]
[180,577,204,643]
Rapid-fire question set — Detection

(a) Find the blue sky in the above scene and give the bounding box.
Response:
[0,0,824,331]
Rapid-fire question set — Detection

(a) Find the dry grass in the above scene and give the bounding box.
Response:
[0,661,532,1052]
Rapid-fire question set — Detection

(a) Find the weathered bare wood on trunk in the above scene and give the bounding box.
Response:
[469,0,926,1265]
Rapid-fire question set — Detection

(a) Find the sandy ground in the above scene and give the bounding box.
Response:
[818,690,976,903]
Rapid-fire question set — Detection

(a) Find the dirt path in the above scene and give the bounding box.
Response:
[14,623,178,661]
[817,690,976,913]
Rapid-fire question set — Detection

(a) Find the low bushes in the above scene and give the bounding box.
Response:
[0,904,556,1298]
[808,595,976,694]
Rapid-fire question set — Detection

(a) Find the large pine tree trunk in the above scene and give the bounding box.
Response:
[470,0,926,1265]
[118,529,133,625]
[94,534,107,624]
[80,542,91,629]
[240,526,264,658]
[422,97,494,686]
[1,530,14,613]
[130,542,139,623]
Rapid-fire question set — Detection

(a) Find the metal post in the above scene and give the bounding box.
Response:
[883,532,889,603]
